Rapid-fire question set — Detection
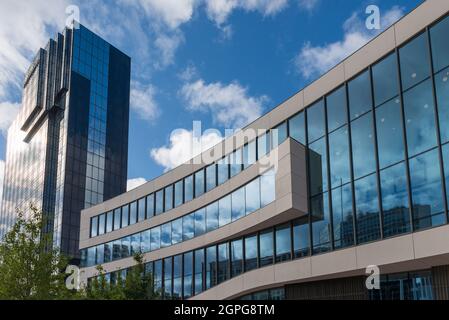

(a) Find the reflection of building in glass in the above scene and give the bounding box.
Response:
[79,2,449,300]
[0,24,130,261]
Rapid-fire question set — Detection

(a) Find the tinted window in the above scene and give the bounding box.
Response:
[174,180,183,207]
[435,67,449,144]
[183,252,193,298]
[172,218,182,245]
[245,178,261,214]
[309,137,328,195]
[206,246,217,289]
[329,126,351,188]
[259,230,274,267]
[373,53,399,106]
[272,122,288,149]
[311,192,331,253]
[154,260,162,293]
[243,140,257,168]
[138,198,146,221]
[150,227,160,251]
[206,164,216,192]
[275,224,291,262]
[161,223,171,248]
[155,190,164,215]
[327,86,347,132]
[376,98,405,168]
[231,239,243,277]
[113,208,121,230]
[184,175,194,202]
[129,202,137,225]
[106,211,113,233]
[430,15,449,72]
[194,249,204,295]
[409,149,445,230]
[351,112,376,179]
[91,216,98,237]
[399,32,431,90]
[403,79,438,157]
[348,69,372,119]
[289,112,306,144]
[195,169,205,197]
[307,100,325,142]
[183,213,195,241]
[165,185,173,211]
[218,243,229,284]
[217,157,229,185]
[230,148,243,177]
[146,194,154,218]
[380,162,411,237]
[98,214,105,235]
[231,187,245,221]
[245,235,258,271]
[332,184,354,249]
[194,208,206,236]
[219,195,231,227]
[293,218,309,258]
[173,255,182,299]
[257,132,271,159]
[355,174,381,244]
[443,144,449,213]
[206,202,219,232]
[141,230,151,253]
[164,258,172,299]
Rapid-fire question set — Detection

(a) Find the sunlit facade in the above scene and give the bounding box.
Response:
[0,24,130,261]
[79,0,449,300]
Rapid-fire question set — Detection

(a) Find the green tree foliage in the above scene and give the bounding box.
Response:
[0,206,78,300]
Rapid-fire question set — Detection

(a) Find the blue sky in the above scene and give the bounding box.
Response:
[0,0,423,196]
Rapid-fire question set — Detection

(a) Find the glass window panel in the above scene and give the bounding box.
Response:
[435,67,449,144]
[206,246,217,289]
[165,185,173,211]
[243,140,257,168]
[87,247,96,266]
[355,174,381,244]
[163,258,172,299]
[261,169,276,207]
[91,216,98,237]
[332,184,354,249]
[399,32,431,91]
[275,224,291,263]
[161,223,172,248]
[245,235,258,272]
[183,213,195,241]
[351,112,376,179]
[219,195,232,227]
[194,249,205,295]
[230,148,243,177]
[112,240,121,260]
[129,201,137,225]
[113,208,121,230]
[194,208,206,236]
[373,53,399,107]
[380,162,411,238]
[309,137,328,195]
[430,15,449,72]
[174,180,183,207]
[195,169,205,197]
[150,226,160,251]
[183,252,193,298]
[311,192,331,253]
[121,205,129,229]
[121,236,130,258]
[329,126,351,188]
[106,211,114,232]
[231,239,243,277]
[173,255,182,300]
[409,149,445,230]
[231,187,245,222]
[257,132,271,159]
[138,198,146,221]
[245,178,261,215]
[141,230,151,253]
[146,194,154,218]
[206,202,219,232]
[96,245,104,265]
[206,164,217,192]
[443,144,449,208]
[327,86,347,132]
[307,99,325,143]
[217,157,229,185]
[98,214,105,235]
[155,190,164,215]
[403,79,438,157]
[289,112,306,144]
[348,69,372,119]
[218,243,229,284]
[376,98,405,168]
[184,175,194,202]
[172,218,183,245]
[131,234,140,255]
[272,122,288,149]
[154,260,162,295]
[259,230,274,267]
[293,218,309,259]
[104,242,111,263]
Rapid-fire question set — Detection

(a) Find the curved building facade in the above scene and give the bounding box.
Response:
[79,0,449,300]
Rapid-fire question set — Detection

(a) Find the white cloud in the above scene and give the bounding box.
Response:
[0,0,69,102]
[294,6,405,79]
[298,0,319,11]
[0,102,20,135]
[0,160,4,204]
[127,177,147,191]
[181,79,267,128]
[130,82,160,122]
[151,129,223,171]
[154,32,185,69]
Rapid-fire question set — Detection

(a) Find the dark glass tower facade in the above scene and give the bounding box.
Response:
[0,23,130,261]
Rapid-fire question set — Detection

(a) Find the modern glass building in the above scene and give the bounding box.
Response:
[79,0,449,299]
[0,23,130,261]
